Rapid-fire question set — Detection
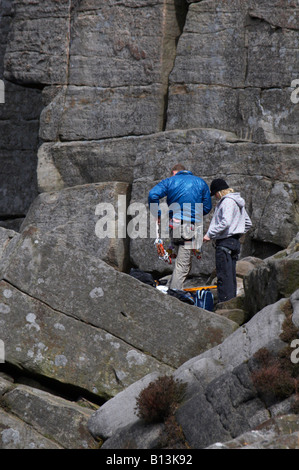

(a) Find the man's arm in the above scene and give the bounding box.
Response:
[148,180,169,218]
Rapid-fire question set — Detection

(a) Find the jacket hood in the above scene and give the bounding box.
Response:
[222,192,245,208]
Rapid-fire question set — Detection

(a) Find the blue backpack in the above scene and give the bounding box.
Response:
[192,289,214,312]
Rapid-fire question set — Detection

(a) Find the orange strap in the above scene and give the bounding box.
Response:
[183,285,217,292]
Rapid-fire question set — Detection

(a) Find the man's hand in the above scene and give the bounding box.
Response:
[203,234,210,243]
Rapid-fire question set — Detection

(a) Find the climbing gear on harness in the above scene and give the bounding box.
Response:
[217,245,232,256]
[154,220,203,264]
[192,248,202,260]
[154,221,172,264]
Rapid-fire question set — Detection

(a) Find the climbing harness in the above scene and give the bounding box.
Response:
[154,220,202,264]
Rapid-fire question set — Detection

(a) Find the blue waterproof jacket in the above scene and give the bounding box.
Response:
[148,171,212,222]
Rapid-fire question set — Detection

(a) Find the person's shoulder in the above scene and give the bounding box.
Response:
[219,196,238,209]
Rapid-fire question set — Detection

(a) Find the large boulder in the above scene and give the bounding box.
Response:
[244,233,299,316]
[0,409,62,449]
[88,296,290,443]
[173,363,269,449]
[0,382,98,449]
[37,139,137,192]
[0,227,237,399]
[20,182,131,271]
[206,413,299,449]
[88,372,162,440]
[0,280,172,399]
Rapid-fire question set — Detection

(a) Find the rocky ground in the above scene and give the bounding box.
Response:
[0,230,298,449]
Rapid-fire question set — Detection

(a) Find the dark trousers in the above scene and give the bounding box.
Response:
[215,236,240,303]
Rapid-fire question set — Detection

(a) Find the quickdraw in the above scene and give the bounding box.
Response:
[154,222,172,264]
[192,249,202,260]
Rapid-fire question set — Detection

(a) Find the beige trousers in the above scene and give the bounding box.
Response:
[169,242,192,290]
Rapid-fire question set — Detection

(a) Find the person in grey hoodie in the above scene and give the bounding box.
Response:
[203,179,252,303]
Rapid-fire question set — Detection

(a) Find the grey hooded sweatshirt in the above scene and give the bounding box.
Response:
[206,192,252,240]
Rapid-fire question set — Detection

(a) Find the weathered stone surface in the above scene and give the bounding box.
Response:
[88,372,162,440]
[2,384,98,449]
[0,227,16,260]
[0,409,62,449]
[100,420,164,450]
[68,0,186,89]
[20,182,131,271]
[167,0,299,144]
[4,0,71,85]
[248,0,299,32]
[40,84,165,141]
[207,414,299,449]
[244,233,299,316]
[6,0,187,140]
[1,228,238,370]
[0,280,172,399]
[215,295,246,313]
[37,139,137,192]
[88,358,225,441]
[171,0,247,88]
[174,298,288,389]
[236,257,263,278]
[215,308,246,326]
[0,376,13,396]
[176,364,269,449]
[88,297,290,445]
[38,128,299,192]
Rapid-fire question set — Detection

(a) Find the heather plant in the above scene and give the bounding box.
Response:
[135,375,187,424]
[251,300,299,408]
[251,360,296,403]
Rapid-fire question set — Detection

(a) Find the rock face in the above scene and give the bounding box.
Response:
[20,181,131,271]
[88,293,299,449]
[0,1,42,228]
[1,0,299,451]
[167,0,299,144]
[244,234,299,316]
[5,0,187,140]
[1,0,298,261]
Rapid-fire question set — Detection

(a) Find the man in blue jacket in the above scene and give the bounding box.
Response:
[148,164,212,290]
